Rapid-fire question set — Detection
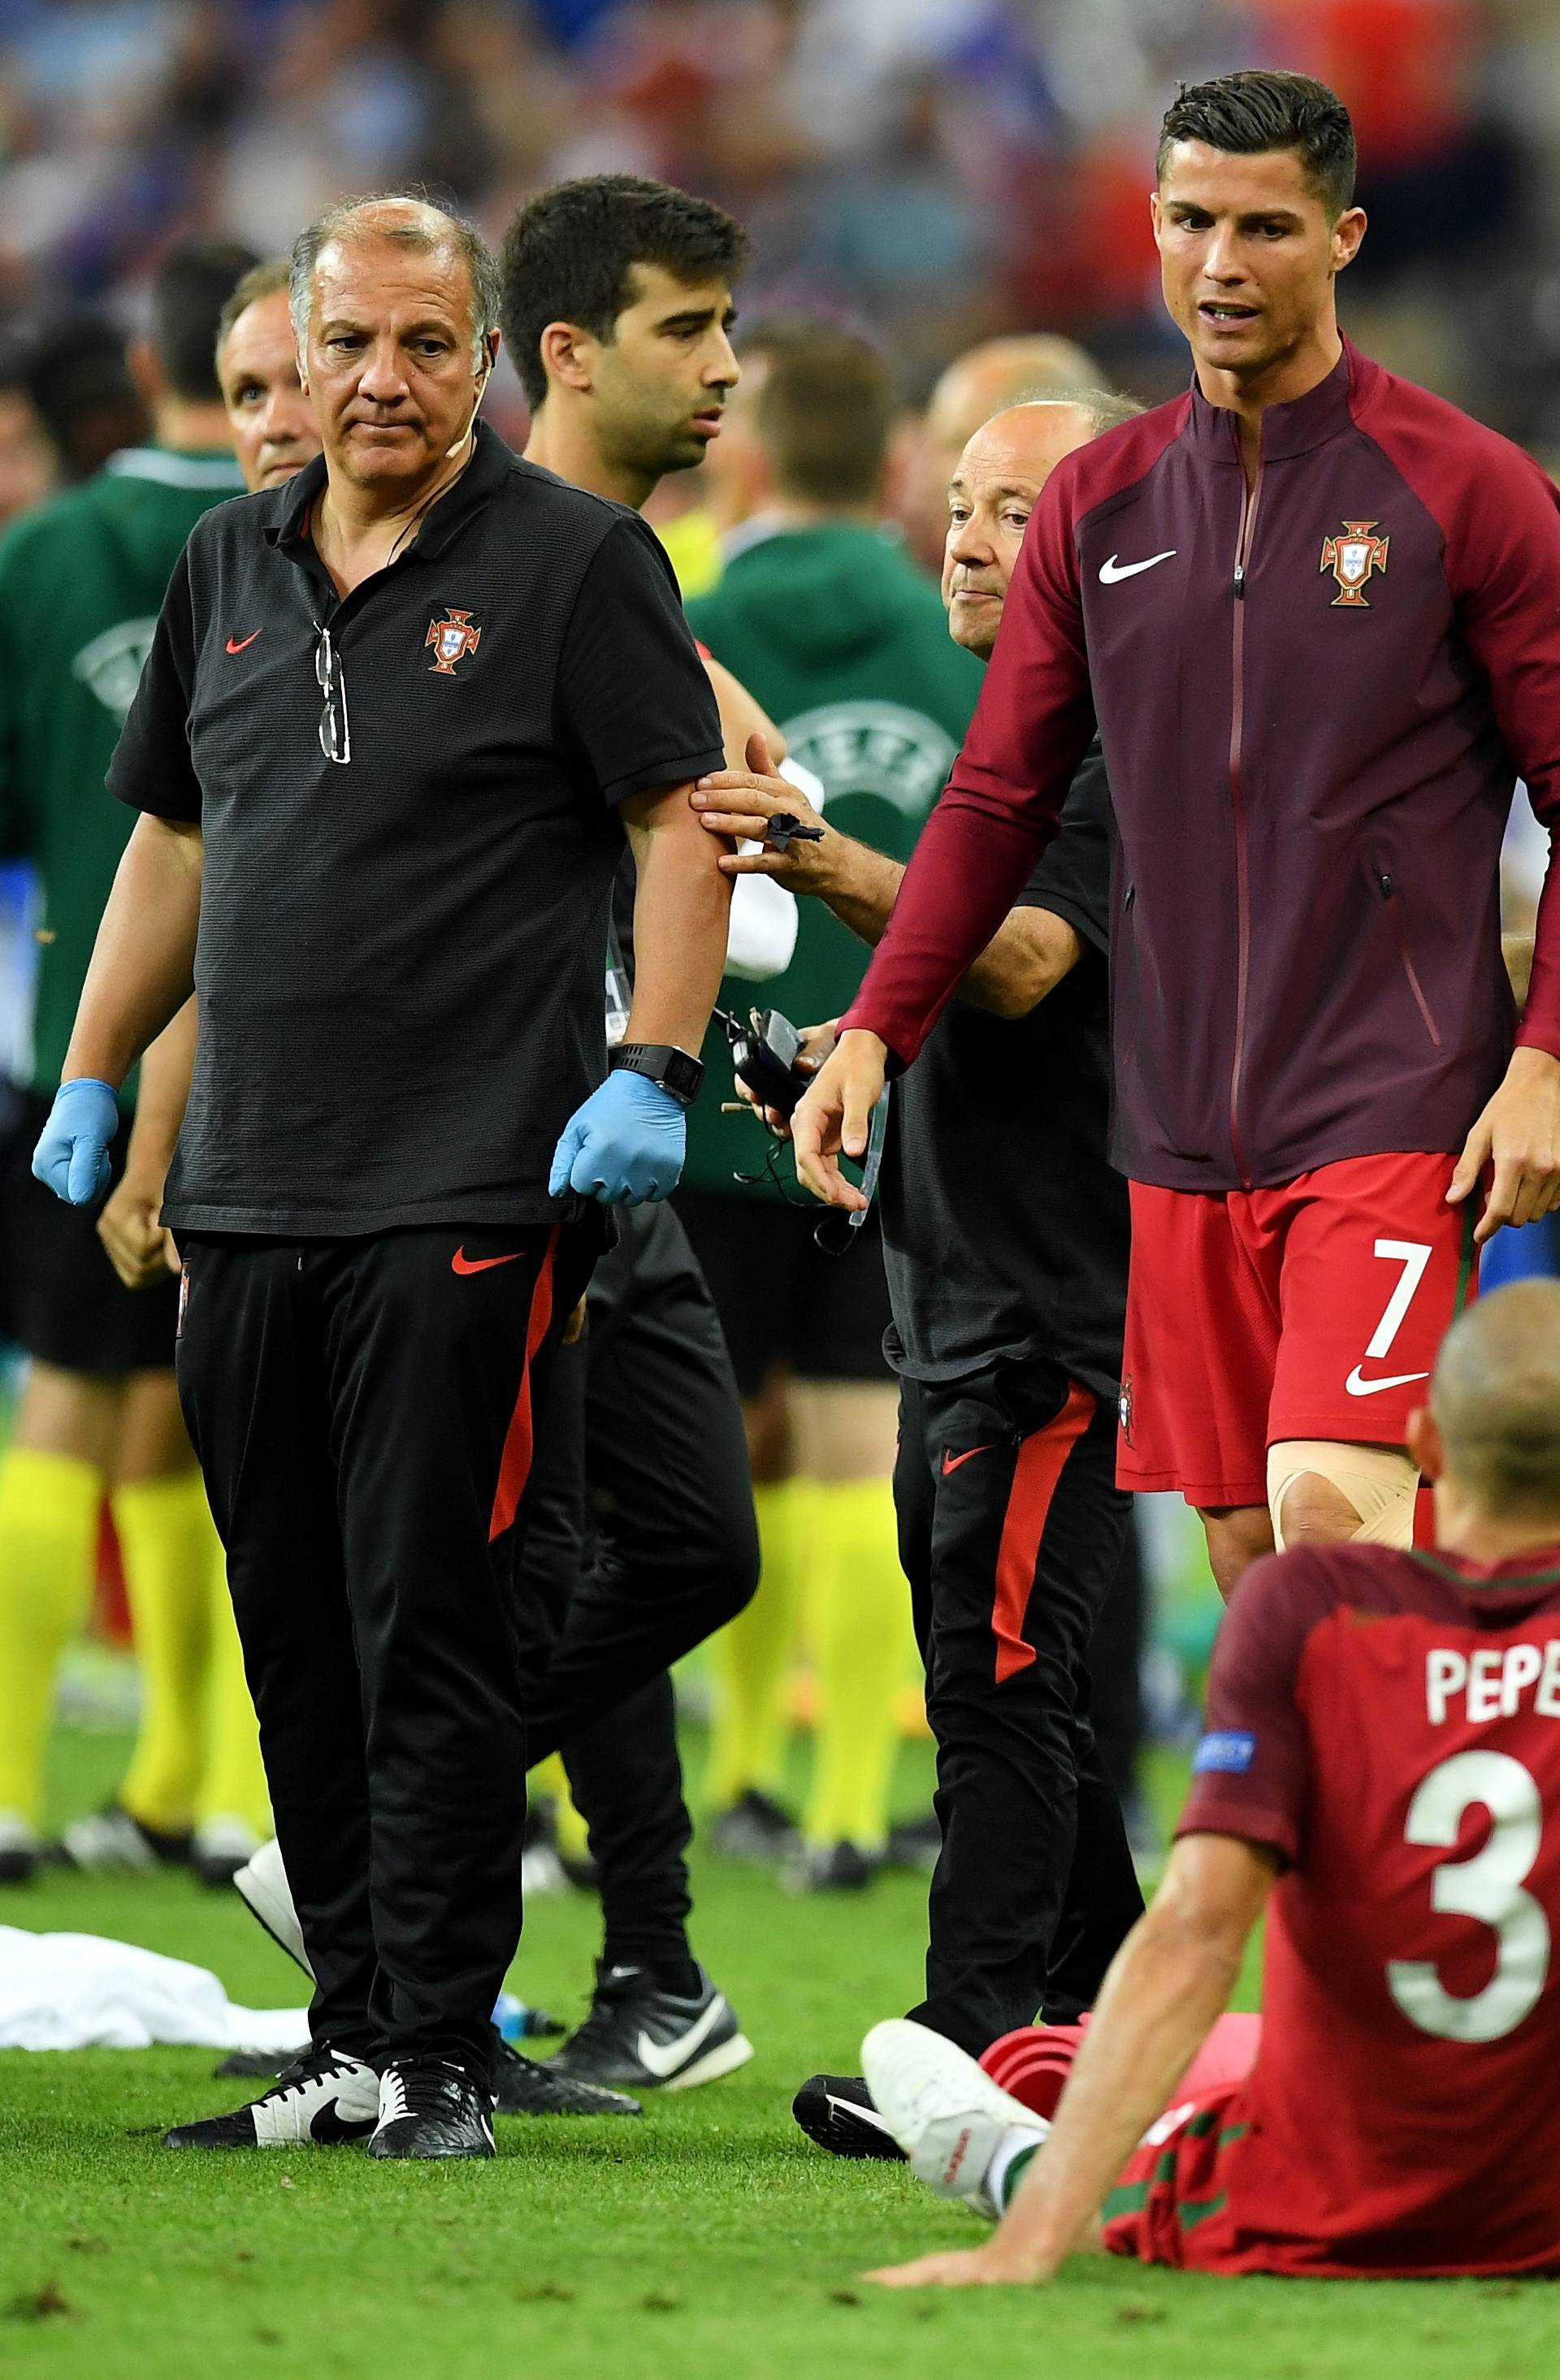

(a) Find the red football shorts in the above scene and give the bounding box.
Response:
[1117,1152,1480,1507]
[980,2011,1260,2123]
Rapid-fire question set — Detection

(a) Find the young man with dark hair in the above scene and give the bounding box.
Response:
[798,68,1560,1601]
[0,240,266,1892]
[500,171,750,435]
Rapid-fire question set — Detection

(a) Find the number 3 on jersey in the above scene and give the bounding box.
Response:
[1387,1750,1550,2042]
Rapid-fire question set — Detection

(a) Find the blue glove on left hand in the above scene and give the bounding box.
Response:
[32,1076,119,1205]
[548,1071,687,1205]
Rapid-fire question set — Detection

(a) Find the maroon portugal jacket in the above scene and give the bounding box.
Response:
[843,340,1560,1192]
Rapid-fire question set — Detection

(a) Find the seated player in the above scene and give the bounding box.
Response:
[861,1280,1560,2285]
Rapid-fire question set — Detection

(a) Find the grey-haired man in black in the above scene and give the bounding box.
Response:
[35,196,733,2162]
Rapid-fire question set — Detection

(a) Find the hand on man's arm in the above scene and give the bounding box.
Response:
[549,777,733,1206]
[866,1833,1276,2290]
[34,815,203,1206]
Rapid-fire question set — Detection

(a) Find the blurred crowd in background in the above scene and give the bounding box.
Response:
[0,0,1554,473]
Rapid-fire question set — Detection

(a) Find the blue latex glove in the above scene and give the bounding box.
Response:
[32,1077,119,1205]
[549,1070,687,1205]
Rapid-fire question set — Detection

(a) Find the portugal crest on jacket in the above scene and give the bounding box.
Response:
[426,606,482,674]
[1320,520,1389,608]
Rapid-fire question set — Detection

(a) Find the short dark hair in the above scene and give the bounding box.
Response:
[499,174,750,411]
[755,326,894,509]
[216,256,291,360]
[18,312,148,479]
[1158,70,1356,219]
[151,238,260,401]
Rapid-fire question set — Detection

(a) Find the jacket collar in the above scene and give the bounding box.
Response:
[266,416,513,557]
[1186,336,1368,464]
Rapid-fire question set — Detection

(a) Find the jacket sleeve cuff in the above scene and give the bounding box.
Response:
[837,1001,910,1077]
[1514,1017,1560,1062]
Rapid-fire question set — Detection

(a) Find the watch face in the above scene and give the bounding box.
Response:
[615,1045,702,1104]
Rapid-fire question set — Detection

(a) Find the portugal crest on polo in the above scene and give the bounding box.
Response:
[426,606,482,674]
[1320,520,1389,608]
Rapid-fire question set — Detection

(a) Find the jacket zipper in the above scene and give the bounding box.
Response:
[1226,427,1263,1188]
[1378,871,1442,1047]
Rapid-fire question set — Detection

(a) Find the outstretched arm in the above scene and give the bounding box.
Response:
[868,1834,1275,2289]
[694,745,1082,1019]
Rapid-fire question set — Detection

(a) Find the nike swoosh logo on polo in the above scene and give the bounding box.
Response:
[225,630,262,653]
[941,1446,993,1476]
[1345,1365,1430,1397]
[1098,550,1176,584]
[636,1996,728,2080]
[451,1247,522,1275]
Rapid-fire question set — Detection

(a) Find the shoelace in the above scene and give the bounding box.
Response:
[266,2048,362,2104]
[379,2059,475,2123]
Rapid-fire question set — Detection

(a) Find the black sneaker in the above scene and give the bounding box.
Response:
[165,2045,379,2148]
[367,2058,494,2160]
[190,1816,261,1891]
[492,2036,643,2118]
[0,1811,42,1885]
[63,1804,192,1873]
[708,1789,800,1863]
[785,1840,879,1894]
[791,2071,906,2161]
[546,1961,754,2093]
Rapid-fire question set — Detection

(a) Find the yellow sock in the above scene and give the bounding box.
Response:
[115,1471,217,1837]
[707,1478,809,1808]
[531,1751,590,1862]
[803,1478,912,1854]
[0,1448,102,1824]
[194,1531,271,1834]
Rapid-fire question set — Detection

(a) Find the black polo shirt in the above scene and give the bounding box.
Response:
[878,746,1128,1400]
[109,422,725,1236]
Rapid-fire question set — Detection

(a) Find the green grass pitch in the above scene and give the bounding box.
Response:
[1,1725,1554,2380]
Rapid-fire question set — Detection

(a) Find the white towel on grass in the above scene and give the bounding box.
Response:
[0,1925,308,2051]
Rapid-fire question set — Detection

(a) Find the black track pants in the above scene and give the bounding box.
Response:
[895,1361,1145,2056]
[523,1203,759,1768]
[518,1205,759,1971]
[176,1221,596,2079]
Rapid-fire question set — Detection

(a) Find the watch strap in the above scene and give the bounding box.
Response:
[609,1042,704,1107]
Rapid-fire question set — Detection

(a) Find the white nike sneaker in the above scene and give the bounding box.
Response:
[861,2019,1048,2217]
[232,1836,313,1978]
[164,2045,379,2148]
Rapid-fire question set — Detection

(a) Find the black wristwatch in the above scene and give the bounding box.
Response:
[609,1042,704,1108]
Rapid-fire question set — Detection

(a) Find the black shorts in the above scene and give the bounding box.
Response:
[674,1187,892,1396]
[6,1089,180,1374]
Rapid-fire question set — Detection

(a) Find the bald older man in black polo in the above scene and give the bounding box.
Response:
[36,196,732,2161]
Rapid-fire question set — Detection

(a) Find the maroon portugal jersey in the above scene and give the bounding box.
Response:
[1178,1538,1560,2278]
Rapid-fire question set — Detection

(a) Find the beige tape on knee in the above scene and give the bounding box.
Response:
[1268,1441,1419,1552]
